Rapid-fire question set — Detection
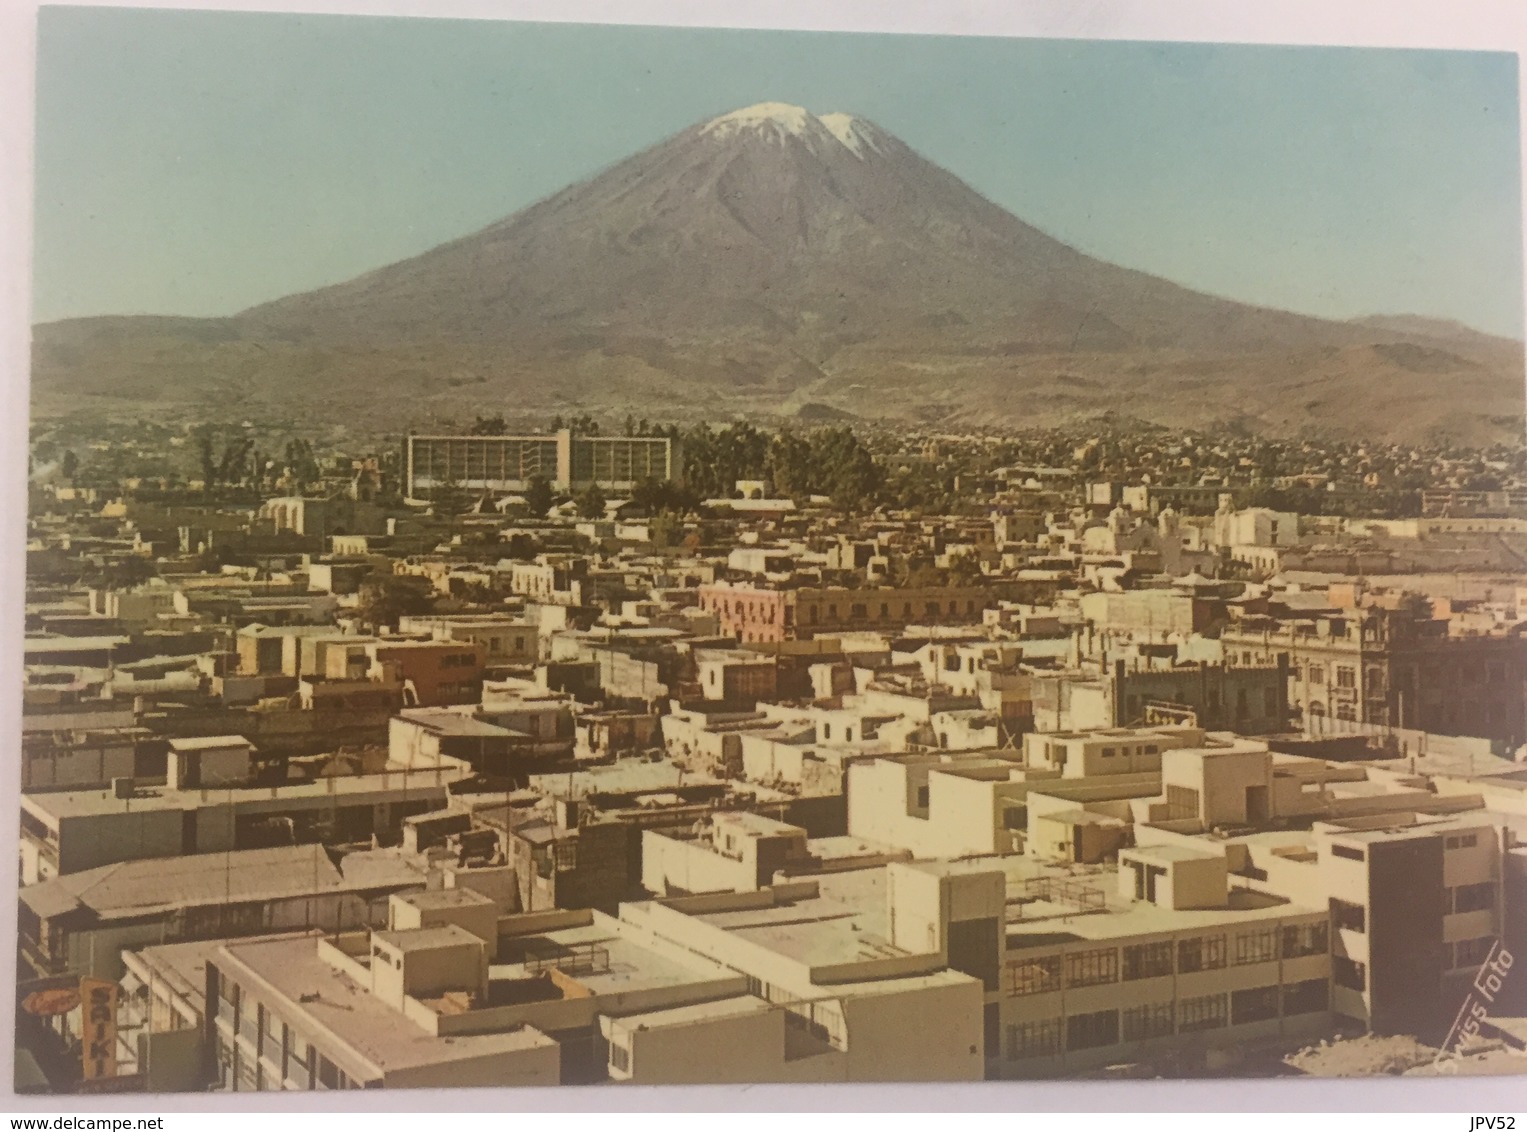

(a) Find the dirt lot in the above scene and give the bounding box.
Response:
[1286,1033,1525,1078]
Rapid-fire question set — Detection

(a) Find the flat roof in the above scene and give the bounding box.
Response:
[216,934,556,1078]
[692,869,903,969]
[712,811,801,837]
[374,924,483,952]
[496,918,737,997]
[610,994,772,1031]
[167,735,251,752]
[397,887,496,911]
[1003,874,1322,950]
[20,845,429,921]
[23,770,459,821]
[1123,843,1223,863]
[23,637,128,652]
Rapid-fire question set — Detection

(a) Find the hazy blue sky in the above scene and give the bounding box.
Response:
[32,7,1526,337]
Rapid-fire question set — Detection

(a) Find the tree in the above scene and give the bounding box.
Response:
[60,450,79,480]
[575,481,607,519]
[102,556,157,590]
[524,474,554,519]
[650,512,683,550]
[357,575,435,631]
[195,429,217,490]
[471,415,509,436]
[432,477,471,517]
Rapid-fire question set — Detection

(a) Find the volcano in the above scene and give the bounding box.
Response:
[31,102,1526,441]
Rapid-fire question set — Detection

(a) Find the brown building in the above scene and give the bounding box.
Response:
[1222,602,1527,749]
[370,640,485,707]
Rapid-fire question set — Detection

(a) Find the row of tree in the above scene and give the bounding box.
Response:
[679,423,883,508]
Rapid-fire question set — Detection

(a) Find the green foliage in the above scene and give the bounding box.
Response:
[631,475,700,516]
[357,575,435,631]
[649,511,684,549]
[101,555,157,590]
[575,481,607,519]
[682,422,882,509]
[471,415,509,435]
[523,474,554,518]
[431,477,471,517]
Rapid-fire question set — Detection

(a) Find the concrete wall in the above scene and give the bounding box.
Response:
[641,832,755,897]
[841,980,985,1081]
[382,1039,561,1089]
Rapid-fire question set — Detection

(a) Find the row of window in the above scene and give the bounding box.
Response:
[1448,882,1495,916]
[1099,744,1160,759]
[214,976,358,1091]
[1006,927,1325,995]
[1452,936,1497,970]
[1005,981,1330,1060]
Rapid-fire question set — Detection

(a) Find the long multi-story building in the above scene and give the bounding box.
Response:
[403,430,678,497]
[698,582,997,644]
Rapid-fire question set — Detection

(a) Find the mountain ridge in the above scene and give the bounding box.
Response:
[31,102,1527,444]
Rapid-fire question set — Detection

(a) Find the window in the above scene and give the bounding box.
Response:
[1336,666,1356,689]
[1330,844,1364,862]
[1007,1018,1061,1060]
[1102,747,1116,759]
[1331,899,1365,933]
[1178,993,1228,1033]
[238,997,260,1046]
[1445,833,1479,851]
[1065,948,1119,988]
[1066,1009,1120,1052]
[1452,882,1494,915]
[1333,956,1366,992]
[1310,666,1324,686]
[1122,941,1174,981]
[1234,930,1279,966]
[316,1055,340,1090]
[1231,985,1280,1025]
[1122,1002,1175,1042]
[1282,979,1329,1016]
[1177,935,1226,973]
[1007,955,1062,996]
[217,975,240,1024]
[1282,922,1329,959]
[1455,937,1496,969]
[260,1012,283,1068]
[609,1042,630,1073]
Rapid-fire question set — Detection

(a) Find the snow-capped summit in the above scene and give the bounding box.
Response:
[700,103,891,160]
[701,102,820,143]
[818,112,888,159]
